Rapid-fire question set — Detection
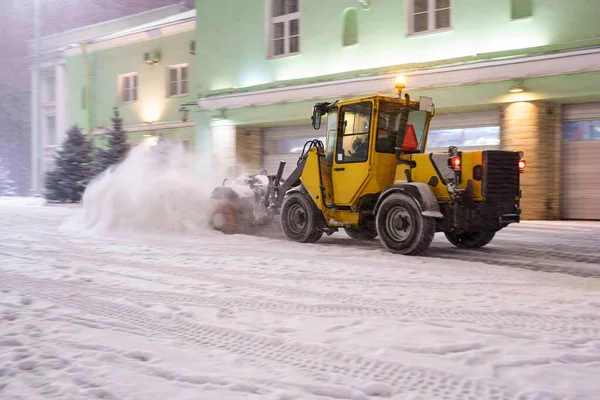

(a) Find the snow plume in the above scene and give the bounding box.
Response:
[77,141,221,235]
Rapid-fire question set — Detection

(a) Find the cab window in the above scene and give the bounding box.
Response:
[376,101,427,154]
[325,107,338,165]
[336,102,372,163]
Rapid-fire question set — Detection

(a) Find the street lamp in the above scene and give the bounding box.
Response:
[179,105,189,122]
[33,0,42,194]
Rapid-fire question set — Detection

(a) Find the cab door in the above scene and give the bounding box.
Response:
[332,101,373,206]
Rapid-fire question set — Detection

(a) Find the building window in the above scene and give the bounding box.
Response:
[426,126,500,149]
[269,0,300,58]
[45,76,55,103]
[408,0,451,35]
[46,115,57,146]
[563,120,600,142]
[167,65,188,97]
[342,8,358,46]
[119,73,138,104]
[511,0,533,20]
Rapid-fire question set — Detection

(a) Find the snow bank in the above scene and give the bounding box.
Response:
[75,142,220,235]
[0,196,46,207]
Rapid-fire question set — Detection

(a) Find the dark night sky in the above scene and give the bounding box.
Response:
[0,0,192,194]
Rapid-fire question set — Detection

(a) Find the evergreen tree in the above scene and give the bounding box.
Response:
[94,107,131,175]
[92,147,109,177]
[44,125,93,203]
[0,157,17,196]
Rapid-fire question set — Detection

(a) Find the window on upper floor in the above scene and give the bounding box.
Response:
[407,0,452,36]
[268,0,300,58]
[46,115,57,146]
[511,0,533,20]
[119,73,138,104]
[167,64,188,97]
[45,76,55,103]
[343,8,359,46]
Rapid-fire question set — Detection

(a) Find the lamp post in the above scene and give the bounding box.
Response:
[179,105,189,122]
[33,0,42,194]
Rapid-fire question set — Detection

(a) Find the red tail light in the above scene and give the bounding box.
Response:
[451,156,461,171]
[518,160,526,173]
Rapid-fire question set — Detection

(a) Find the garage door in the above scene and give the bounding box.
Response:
[426,109,501,152]
[262,125,326,178]
[562,103,600,220]
[262,109,501,177]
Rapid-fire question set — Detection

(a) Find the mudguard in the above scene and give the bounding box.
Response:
[374,182,444,218]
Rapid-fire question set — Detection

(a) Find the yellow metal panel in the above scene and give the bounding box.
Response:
[300,148,333,212]
[406,153,451,201]
[458,151,484,201]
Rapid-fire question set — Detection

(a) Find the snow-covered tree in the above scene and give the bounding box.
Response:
[44,125,93,203]
[93,107,131,175]
[0,157,17,196]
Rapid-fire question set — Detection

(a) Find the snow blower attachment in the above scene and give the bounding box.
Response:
[210,77,525,255]
[209,147,310,234]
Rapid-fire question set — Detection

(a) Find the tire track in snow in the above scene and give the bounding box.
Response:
[0,274,550,400]
[5,225,600,278]
[3,271,599,339]
[2,240,571,293]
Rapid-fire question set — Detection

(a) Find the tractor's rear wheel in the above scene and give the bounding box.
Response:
[375,193,435,255]
[280,192,323,243]
[444,231,495,248]
[344,225,377,240]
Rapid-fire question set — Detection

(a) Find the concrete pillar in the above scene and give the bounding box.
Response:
[236,127,263,174]
[501,101,560,220]
[30,68,41,194]
[211,124,237,180]
[194,110,213,175]
[55,63,68,145]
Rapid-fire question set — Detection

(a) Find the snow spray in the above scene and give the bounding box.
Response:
[76,141,220,235]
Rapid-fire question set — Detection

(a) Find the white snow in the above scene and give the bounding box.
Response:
[1,154,600,399]
[77,142,219,236]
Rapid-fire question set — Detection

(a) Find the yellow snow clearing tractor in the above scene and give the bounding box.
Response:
[210,77,526,255]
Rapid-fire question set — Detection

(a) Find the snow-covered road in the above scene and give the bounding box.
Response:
[1,200,600,400]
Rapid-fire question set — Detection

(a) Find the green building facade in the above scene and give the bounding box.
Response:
[65,10,197,150]
[193,0,600,220]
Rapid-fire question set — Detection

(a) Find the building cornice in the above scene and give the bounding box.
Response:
[64,19,195,56]
[197,46,600,111]
[88,120,195,136]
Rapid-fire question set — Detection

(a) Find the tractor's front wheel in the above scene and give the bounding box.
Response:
[444,231,495,248]
[280,192,323,243]
[375,193,435,255]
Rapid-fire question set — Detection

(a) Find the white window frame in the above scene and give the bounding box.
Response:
[44,113,57,147]
[166,64,189,98]
[118,72,138,104]
[45,75,56,104]
[406,0,453,37]
[266,0,301,59]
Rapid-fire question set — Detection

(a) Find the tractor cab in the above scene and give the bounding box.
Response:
[311,91,435,208]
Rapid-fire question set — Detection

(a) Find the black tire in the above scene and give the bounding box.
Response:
[344,226,377,240]
[444,231,495,248]
[375,193,435,255]
[280,192,323,243]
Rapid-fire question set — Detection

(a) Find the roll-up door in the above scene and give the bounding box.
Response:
[262,125,326,177]
[426,109,501,152]
[562,103,600,220]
